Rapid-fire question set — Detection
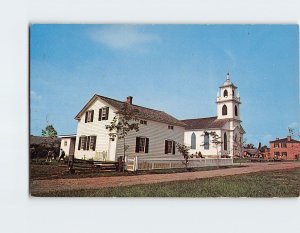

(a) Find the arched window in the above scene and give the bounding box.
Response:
[222,105,227,115]
[235,105,238,116]
[204,132,209,150]
[232,90,235,96]
[224,132,227,151]
[223,89,228,97]
[191,132,196,149]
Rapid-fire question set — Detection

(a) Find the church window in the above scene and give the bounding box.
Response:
[224,132,227,151]
[222,105,227,115]
[235,105,238,116]
[191,133,196,149]
[232,90,235,96]
[204,132,209,150]
[223,89,228,97]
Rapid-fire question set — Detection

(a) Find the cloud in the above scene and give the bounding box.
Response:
[224,49,236,68]
[89,25,160,51]
[30,90,42,101]
[288,121,299,129]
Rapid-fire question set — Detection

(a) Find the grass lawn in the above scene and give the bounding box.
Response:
[34,168,300,197]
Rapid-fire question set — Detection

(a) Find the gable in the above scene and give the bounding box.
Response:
[75,95,117,120]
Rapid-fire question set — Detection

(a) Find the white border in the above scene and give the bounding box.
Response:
[0,1,299,233]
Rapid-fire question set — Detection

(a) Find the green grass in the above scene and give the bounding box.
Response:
[33,168,300,197]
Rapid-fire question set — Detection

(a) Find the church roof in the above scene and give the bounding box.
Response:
[181,116,229,130]
[220,73,237,88]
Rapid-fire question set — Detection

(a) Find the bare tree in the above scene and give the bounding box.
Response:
[175,142,191,170]
[106,102,140,171]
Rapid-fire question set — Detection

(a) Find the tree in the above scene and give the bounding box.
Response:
[175,142,191,170]
[41,124,57,137]
[106,102,140,171]
[288,127,295,137]
[200,131,223,167]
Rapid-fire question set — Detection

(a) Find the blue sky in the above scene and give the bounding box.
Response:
[30,24,299,146]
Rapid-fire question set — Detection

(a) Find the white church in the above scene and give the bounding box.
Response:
[181,73,245,158]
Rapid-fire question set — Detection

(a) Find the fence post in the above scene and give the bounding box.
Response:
[135,156,138,171]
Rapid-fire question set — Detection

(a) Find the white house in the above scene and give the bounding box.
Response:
[59,134,76,157]
[181,74,245,158]
[74,95,185,161]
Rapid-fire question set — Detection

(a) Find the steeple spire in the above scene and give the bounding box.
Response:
[226,72,230,80]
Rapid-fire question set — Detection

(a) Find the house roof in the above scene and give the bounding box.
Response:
[181,116,229,130]
[270,137,300,144]
[58,134,77,138]
[75,94,186,127]
[30,135,61,146]
[243,148,258,155]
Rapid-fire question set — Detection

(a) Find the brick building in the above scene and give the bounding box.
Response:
[269,136,300,160]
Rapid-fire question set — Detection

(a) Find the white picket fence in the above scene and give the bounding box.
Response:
[126,156,233,171]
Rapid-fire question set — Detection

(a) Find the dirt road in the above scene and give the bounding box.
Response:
[30,162,300,194]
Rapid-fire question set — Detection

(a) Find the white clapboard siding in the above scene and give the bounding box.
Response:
[74,98,117,160]
[184,129,222,156]
[115,119,185,159]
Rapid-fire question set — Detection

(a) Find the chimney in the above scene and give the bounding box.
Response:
[126,96,133,105]
[287,136,291,142]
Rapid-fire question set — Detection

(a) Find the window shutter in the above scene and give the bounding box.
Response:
[82,137,85,150]
[99,108,102,121]
[93,136,96,151]
[86,136,90,150]
[172,141,175,154]
[91,110,94,122]
[165,140,168,154]
[78,137,81,150]
[105,107,109,120]
[85,112,88,123]
[135,137,140,153]
[145,138,149,153]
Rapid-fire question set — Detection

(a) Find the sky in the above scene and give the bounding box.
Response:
[30,24,299,146]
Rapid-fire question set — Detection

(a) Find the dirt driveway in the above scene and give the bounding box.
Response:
[30,162,300,194]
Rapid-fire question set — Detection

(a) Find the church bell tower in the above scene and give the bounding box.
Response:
[216,73,241,120]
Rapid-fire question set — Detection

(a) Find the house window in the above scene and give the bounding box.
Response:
[281,143,287,148]
[191,132,196,149]
[274,143,279,148]
[224,89,228,97]
[89,136,97,151]
[98,107,109,121]
[204,132,209,150]
[235,105,238,116]
[165,140,175,154]
[168,125,174,130]
[79,136,87,150]
[85,110,94,123]
[222,105,227,115]
[64,140,67,146]
[78,136,96,151]
[140,120,147,125]
[281,152,287,157]
[224,132,227,151]
[135,137,149,153]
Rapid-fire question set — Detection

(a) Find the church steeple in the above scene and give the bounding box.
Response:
[216,73,241,120]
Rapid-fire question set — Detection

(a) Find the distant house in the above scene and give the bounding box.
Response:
[58,134,76,157]
[181,75,245,158]
[74,95,185,161]
[30,135,61,158]
[269,136,300,160]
